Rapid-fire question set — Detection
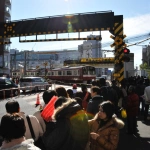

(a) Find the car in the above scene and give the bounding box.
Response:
[0,77,19,98]
[19,77,51,93]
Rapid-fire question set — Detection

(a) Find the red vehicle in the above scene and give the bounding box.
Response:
[12,65,96,84]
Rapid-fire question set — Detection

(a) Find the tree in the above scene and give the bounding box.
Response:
[140,63,150,78]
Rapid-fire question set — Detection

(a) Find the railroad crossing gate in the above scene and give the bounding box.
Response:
[0,11,126,82]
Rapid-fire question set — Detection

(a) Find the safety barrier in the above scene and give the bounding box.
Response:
[0,84,51,100]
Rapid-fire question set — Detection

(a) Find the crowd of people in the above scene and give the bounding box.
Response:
[0,75,149,150]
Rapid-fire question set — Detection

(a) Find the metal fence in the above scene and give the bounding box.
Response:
[0,84,51,100]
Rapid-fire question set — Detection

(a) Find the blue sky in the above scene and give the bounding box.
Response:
[11,0,150,67]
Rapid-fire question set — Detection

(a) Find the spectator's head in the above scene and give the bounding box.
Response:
[99,78,106,87]
[43,90,57,104]
[128,85,135,93]
[54,97,68,109]
[90,86,100,98]
[112,80,117,86]
[81,84,87,92]
[99,101,115,120]
[74,91,83,99]
[55,86,68,97]
[91,80,98,86]
[67,89,74,98]
[0,113,26,142]
[5,100,20,113]
[74,97,82,109]
[72,84,77,89]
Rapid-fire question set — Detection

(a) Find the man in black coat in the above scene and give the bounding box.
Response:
[86,86,104,119]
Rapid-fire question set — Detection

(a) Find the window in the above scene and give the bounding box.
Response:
[34,78,42,82]
[58,71,62,75]
[67,70,72,75]
[73,70,77,75]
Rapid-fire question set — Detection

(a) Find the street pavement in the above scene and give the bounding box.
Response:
[117,115,150,150]
[0,85,150,150]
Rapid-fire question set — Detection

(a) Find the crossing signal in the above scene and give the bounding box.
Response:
[122,48,130,62]
[122,55,130,62]
[123,48,130,54]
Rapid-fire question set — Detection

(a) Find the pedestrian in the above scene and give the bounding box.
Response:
[125,85,139,134]
[143,81,150,121]
[33,90,57,132]
[135,79,145,115]
[86,86,103,119]
[0,113,40,150]
[72,84,77,95]
[87,100,124,150]
[5,100,43,142]
[81,84,91,110]
[42,97,89,150]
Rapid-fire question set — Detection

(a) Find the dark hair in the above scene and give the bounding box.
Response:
[5,100,20,113]
[128,85,135,93]
[55,86,68,97]
[54,97,68,109]
[74,91,83,99]
[0,113,26,142]
[74,97,82,109]
[99,101,115,119]
[67,89,74,98]
[81,84,87,92]
[91,86,100,95]
[99,78,106,86]
[43,90,57,104]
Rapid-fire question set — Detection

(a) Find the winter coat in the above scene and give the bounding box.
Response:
[144,86,150,105]
[42,98,89,150]
[33,110,46,133]
[86,95,103,118]
[19,112,43,141]
[0,138,40,150]
[126,93,139,117]
[88,117,124,150]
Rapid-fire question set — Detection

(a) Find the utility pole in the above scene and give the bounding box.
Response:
[24,51,27,76]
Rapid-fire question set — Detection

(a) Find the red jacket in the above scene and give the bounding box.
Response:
[126,93,139,117]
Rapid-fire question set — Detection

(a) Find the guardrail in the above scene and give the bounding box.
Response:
[0,84,51,100]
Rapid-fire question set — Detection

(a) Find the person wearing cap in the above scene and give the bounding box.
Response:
[72,84,77,95]
[87,101,124,150]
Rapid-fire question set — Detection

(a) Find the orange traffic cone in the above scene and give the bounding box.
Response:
[35,94,41,107]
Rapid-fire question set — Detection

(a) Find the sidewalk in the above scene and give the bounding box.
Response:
[117,115,150,150]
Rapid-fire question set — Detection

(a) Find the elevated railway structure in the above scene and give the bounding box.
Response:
[0,10,145,82]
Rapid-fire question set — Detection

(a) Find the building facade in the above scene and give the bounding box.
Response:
[78,34,103,76]
[0,0,11,76]
[10,49,80,77]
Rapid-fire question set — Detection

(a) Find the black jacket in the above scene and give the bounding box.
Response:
[86,95,103,119]
[42,99,89,150]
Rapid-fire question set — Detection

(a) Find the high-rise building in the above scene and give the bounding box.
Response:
[0,0,11,76]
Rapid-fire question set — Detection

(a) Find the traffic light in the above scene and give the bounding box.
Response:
[123,48,130,54]
[122,47,130,62]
